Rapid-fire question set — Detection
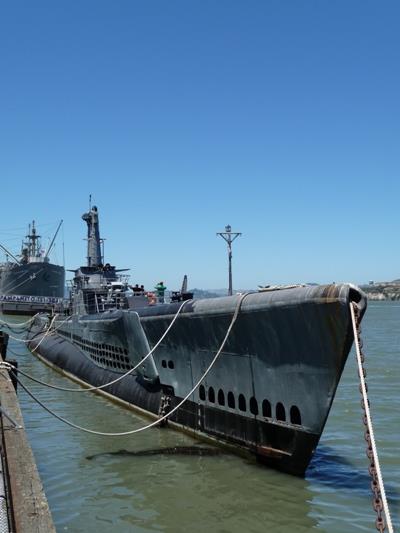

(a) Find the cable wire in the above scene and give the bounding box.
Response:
[3,292,249,436]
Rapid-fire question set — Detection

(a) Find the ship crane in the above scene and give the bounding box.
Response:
[0,243,21,264]
[44,220,63,259]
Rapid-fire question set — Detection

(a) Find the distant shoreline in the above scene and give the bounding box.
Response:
[360,282,400,301]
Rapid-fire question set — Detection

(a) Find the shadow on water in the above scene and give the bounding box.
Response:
[307,445,400,510]
[307,445,371,493]
[87,445,224,460]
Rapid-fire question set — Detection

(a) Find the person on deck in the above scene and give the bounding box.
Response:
[132,284,141,294]
[154,281,167,303]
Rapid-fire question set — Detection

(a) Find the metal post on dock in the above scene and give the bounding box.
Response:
[0,332,9,361]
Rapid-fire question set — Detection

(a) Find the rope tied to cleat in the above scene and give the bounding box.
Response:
[350,302,393,533]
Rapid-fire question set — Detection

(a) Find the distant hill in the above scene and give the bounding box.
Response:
[190,288,222,299]
[360,280,400,300]
[190,288,254,299]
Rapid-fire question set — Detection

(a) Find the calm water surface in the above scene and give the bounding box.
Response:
[3,302,399,532]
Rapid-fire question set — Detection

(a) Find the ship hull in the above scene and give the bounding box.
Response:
[0,262,65,297]
[27,283,366,476]
[0,261,65,314]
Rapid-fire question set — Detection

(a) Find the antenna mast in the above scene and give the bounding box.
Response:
[217,225,242,296]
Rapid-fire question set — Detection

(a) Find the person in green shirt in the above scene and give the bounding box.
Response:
[154,281,167,303]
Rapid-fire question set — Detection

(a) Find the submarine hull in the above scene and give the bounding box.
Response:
[28,283,366,476]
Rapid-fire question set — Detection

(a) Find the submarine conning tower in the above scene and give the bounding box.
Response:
[82,206,102,267]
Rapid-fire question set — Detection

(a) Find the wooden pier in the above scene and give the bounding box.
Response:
[0,341,55,532]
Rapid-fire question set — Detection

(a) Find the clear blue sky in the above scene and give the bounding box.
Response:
[1,1,399,290]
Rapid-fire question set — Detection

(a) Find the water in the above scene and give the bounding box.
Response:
[2,302,399,532]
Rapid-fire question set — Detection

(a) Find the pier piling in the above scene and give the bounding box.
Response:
[0,349,55,532]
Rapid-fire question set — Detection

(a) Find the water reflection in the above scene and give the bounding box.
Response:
[2,306,399,532]
[86,445,224,460]
[74,450,319,533]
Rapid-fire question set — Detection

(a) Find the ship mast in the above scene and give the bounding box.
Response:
[26,221,40,258]
[82,206,103,267]
[217,225,242,296]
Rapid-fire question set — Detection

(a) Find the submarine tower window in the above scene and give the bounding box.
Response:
[262,399,271,418]
[290,405,301,425]
[276,402,286,422]
[161,360,167,368]
[238,394,246,412]
[227,392,235,409]
[168,360,174,369]
[217,389,225,406]
[250,397,259,416]
[199,385,206,401]
[208,387,215,403]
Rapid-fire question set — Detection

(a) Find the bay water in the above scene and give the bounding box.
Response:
[3,301,399,532]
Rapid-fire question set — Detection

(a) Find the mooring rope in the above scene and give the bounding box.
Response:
[350,303,393,533]
[0,292,249,436]
[18,299,190,393]
[29,315,67,352]
[0,313,39,329]
[4,314,70,345]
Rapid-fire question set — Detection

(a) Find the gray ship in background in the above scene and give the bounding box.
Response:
[28,207,366,475]
[0,221,65,314]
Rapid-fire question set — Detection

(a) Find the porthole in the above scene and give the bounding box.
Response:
[238,394,246,412]
[208,387,215,403]
[262,399,271,418]
[290,405,301,425]
[217,389,225,406]
[250,397,259,415]
[228,391,235,409]
[168,360,174,369]
[276,402,286,421]
[161,360,167,368]
[199,384,206,401]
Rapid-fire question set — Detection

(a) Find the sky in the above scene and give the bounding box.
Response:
[0,1,399,291]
